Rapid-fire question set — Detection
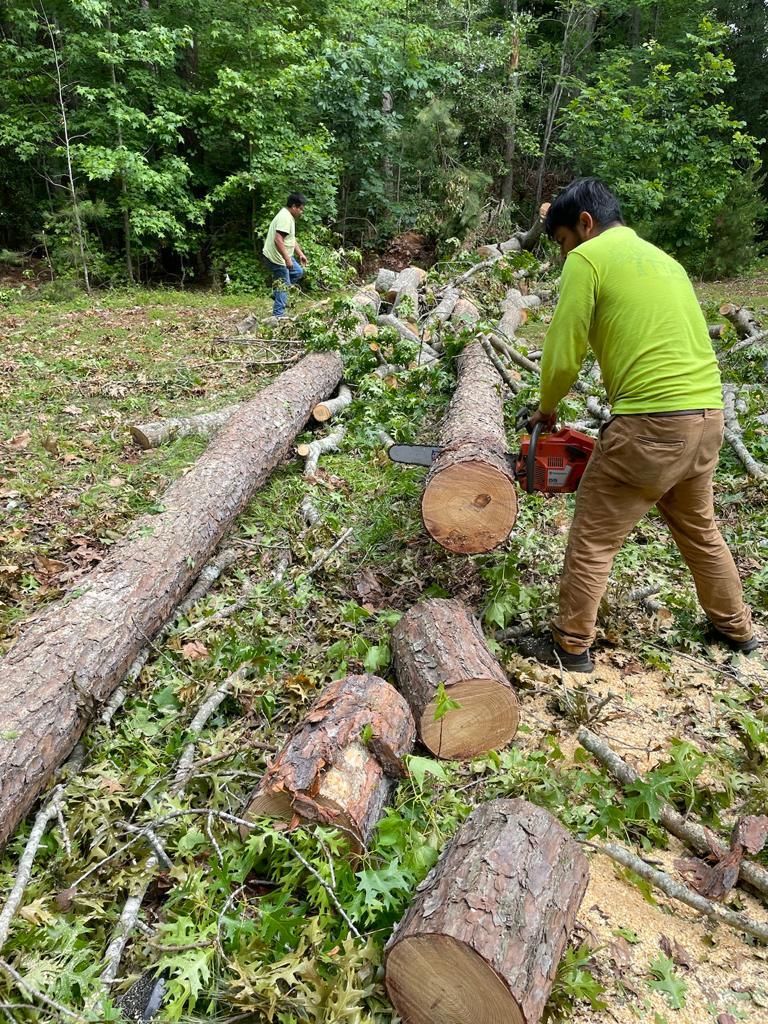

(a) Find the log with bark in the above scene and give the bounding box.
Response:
[426,288,460,328]
[449,297,480,328]
[298,426,345,478]
[0,351,343,850]
[391,598,519,759]
[385,265,427,318]
[498,202,551,253]
[313,384,353,423]
[497,287,539,341]
[422,339,518,553]
[377,313,422,346]
[241,674,415,851]
[374,267,397,294]
[130,402,241,449]
[476,244,502,260]
[385,798,589,1024]
[719,302,762,340]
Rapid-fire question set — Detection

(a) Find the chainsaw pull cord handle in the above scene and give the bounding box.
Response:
[526,421,545,494]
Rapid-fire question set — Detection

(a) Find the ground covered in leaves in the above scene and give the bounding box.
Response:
[1,260,768,1024]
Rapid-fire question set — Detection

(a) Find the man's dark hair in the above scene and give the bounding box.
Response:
[545,178,623,238]
[287,192,307,209]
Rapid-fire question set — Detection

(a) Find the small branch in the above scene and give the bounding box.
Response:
[300,527,354,578]
[278,834,361,939]
[312,384,352,423]
[377,429,395,450]
[0,959,88,1022]
[480,336,520,394]
[594,842,768,943]
[300,427,345,478]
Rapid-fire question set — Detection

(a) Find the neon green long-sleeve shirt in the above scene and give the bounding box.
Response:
[539,226,723,415]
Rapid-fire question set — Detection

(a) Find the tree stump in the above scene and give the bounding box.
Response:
[241,674,415,851]
[422,339,518,553]
[391,598,519,759]
[385,798,589,1024]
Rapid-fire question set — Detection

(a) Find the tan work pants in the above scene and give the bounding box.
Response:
[553,410,753,654]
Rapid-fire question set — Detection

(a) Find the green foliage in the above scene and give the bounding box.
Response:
[545,943,607,1020]
[647,953,689,1010]
[560,19,764,276]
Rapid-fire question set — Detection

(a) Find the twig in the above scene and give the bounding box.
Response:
[302,427,345,478]
[488,328,540,374]
[300,496,320,528]
[300,527,354,578]
[591,842,768,943]
[0,958,87,1022]
[278,834,361,939]
[578,727,768,900]
[723,328,768,357]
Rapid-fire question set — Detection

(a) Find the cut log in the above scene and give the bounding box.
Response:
[385,797,589,1024]
[241,674,415,851]
[130,402,241,449]
[351,285,381,315]
[313,384,353,423]
[0,351,343,850]
[422,339,517,553]
[374,267,397,294]
[719,302,761,340]
[427,288,460,327]
[385,265,427,308]
[497,288,531,341]
[377,313,421,345]
[299,426,345,478]
[498,202,551,254]
[709,324,726,340]
[391,598,519,758]
[476,244,502,260]
[449,297,480,327]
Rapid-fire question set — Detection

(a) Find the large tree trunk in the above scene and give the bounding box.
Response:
[0,352,343,850]
[391,598,519,759]
[422,340,518,553]
[385,798,589,1024]
[241,674,415,851]
[130,402,242,449]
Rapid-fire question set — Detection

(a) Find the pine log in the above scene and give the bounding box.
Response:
[241,674,415,851]
[422,339,517,553]
[497,288,532,340]
[377,313,421,345]
[374,267,397,294]
[351,285,381,315]
[130,402,241,449]
[449,297,480,327]
[0,351,343,851]
[391,598,519,758]
[385,266,427,311]
[313,384,353,423]
[385,797,589,1024]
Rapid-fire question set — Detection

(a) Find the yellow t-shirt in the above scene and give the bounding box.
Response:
[540,226,723,415]
[263,207,296,265]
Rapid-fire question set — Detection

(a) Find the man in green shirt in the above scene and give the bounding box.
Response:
[263,192,308,317]
[525,178,756,672]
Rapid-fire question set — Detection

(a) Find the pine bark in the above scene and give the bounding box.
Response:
[130,403,242,449]
[385,798,589,1024]
[422,340,518,553]
[0,352,343,850]
[391,598,519,759]
[241,674,415,851]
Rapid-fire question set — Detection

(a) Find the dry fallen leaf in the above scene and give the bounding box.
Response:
[8,430,31,449]
[732,815,768,855]
[62,405,84,416]
[675,847,742,901]
[34,554,67,576]
[180,640,209,661]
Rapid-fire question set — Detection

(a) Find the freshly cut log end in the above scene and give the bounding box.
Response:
[241,673,415,852]
[385,798,589,1024]
[421,459,518,554]
[392,598,519,759]
[387,935,523,1024]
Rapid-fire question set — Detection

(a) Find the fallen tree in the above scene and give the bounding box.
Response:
[0,351,343,850]
[391,598,519,758]
[422,339,518,553]
[385,797,588,1024]
[385,266,427,318]
[313,384,353,423]
[241,673,415,851]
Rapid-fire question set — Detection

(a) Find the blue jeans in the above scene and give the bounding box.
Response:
[266,256,303,317]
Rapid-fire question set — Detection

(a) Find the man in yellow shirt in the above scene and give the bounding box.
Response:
[526,178,755,672]
[263,192,308,317]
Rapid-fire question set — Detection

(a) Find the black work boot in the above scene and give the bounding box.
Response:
[706,625,760,655]
[519,637,594,674]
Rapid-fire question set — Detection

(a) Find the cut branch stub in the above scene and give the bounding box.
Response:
[422,339,517,553]
[385,797,589,1024]
[392,598,519,759]
[241,674,415,852]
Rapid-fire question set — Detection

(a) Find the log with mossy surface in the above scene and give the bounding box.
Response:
[391,598,519,759]
[385,797,589,1024]
[0,351,343,851]
[422,338,518,553]
[241,673,415,851]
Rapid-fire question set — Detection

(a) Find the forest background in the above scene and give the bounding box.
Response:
[1,0,767,292]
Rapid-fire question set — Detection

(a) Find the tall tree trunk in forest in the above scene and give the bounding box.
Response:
[43,10,91,294]
[0,352,343,850]
[500,22,521,206]
[108,17,134,282]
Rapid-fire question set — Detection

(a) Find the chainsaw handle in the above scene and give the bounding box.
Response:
[526,421,545,494]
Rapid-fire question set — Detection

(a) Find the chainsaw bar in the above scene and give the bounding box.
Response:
[388,443,517,473]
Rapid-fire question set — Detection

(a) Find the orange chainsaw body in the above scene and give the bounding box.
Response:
[515,427,595,494]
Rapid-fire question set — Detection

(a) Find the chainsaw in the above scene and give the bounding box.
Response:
[387,416,595,494]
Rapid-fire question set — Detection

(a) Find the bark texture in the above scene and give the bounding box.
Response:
[385,798,589,1024]
[130,403,241,449]
[374,268,397,294]
[377,314,421,345]
[427,288,460,327]
[720,303,761,340]
[385,266,427,311]
[391,598,519,759]
[0,351,343,850]
[450,298,480,327]
[241,674,415,850]
[422,340,518,553]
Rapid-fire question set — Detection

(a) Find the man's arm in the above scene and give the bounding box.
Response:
[537,251,596,417]
[294,242,307,266]
[274,232,292,268]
